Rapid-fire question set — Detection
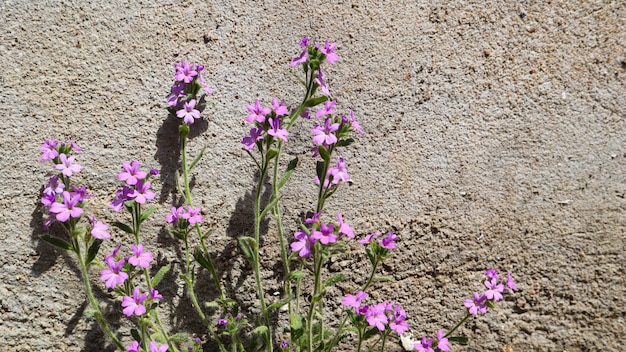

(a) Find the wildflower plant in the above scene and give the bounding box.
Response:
[37,38,519,352]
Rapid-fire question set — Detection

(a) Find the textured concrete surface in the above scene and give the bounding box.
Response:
[1,0,624,351]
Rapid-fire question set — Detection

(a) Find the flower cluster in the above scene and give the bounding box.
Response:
[241,98,290,150]
[289,37,339,96]
[290,212,355,257]
[110,161,158,211]
[464,269,517,316]
[127,340,169,352]
[413,330,449,352]
[341,291,410,335]
[167,60,212,125]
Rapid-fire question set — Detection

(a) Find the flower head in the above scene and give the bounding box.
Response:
[358,231,381,245]
[267,118,289,142]
[118,161,147,186]
[176,99,201,125]
[365,303,388,331]
[271,98,289,117]
[485,268,499,281]
[245,100,271,123]
[290,230,314,258]
[436,329,450,351]
[506,272,518,291]
[290,49,309,67]
[55,153,82,177]
[167,83,186,107]
[242,127,264,150]
[88,215,111,240]
[484,277,505,301]
[128,244,153,268]
[414,337,435,352]
[464,292,488,315]
[312,118,339,146]
[314,68,329,96]
[310,222,337,245]
[337,213,355,238]
[121,288,147,317]
[165,206,184,223]
[130,180,155,204]
[127,341,140,352]
[315,100,337,118]
[341,291,368,310]
[149,341,169,352]
[100,256,128,288]
[39,138,59,161]
[174,60,198,83]
[378,232,398,249]
[320,39,339,63]
[49,191,84,222]
[182,206,203,225]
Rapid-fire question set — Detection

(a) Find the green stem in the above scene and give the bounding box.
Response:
[361,258,379,292]
[253,163,272,351]
[444,312,471,338]
[307,243,324,352]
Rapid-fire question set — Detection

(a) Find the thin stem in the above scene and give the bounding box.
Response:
[307,243,324,352]
[444,312,471,338]
[361,258,379,292]
[253,162,272,351]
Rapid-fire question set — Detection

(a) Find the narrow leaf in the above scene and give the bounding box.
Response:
[41,235,74,251]
[139,206,157,223]
[189,146,207,171]
[238,236,257,264]
[86,239,103,265]
[251,325,269,336]
[259,195,282,219]
[267,296,293,311]
[304,95,328,108]
[316,161,326,184]
[336,138,355,147]
[277,157,298,190]
[286,270,304,281]
[152,264,171,287]
[112,221,134,235]
[318,145,331,163]
[323,273,346,287]
[372,276,394,283]
[448,336,470,345]
[266,148,279,162]
[130,328,141,342]
[193,247,212,270]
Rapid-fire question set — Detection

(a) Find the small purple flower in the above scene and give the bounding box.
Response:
[312,118,340,146]
[314,68,329,96]
[128,244,153,268]
[290,230,313,258]
[167,83,185,107]
[183,206,203,225]
[341,291,368,310]
[484,278,505,301]
[485,269,499,281]
[299,36,309,47]
[436,329,450,352]
[174,60,197,83]
[349,110,364,134]
[337,213,355,238]
[88,215,111,240]
[110,186,134,211]
[267,118,289,142]
[122,288,147,317]
[149,341,169,352]
[70,185,92,202]
[464,292,488,315]
[118,161,147,186]
[100,256,128,288]
[378,232,398,249]
[127,341,140,352]
[196,65,213,95]
[271,98,289,117]
[54,153,82,177]
[315,100,337,118]
[506,272,518,291]
[320,39,339,63]
[305,211,322,224]
[245,100,271,123]
[64,138,82,152]
[165,206,184,223]
[176,99,201,125]
[365,303,388,331]
[150,169,159,176]
[130,180,155,204]
[358,231,381,245]
[49,191,84,222]
[329,157,350,185]
[388,304,409,335]
[242,127,264,150]
[310,222,337,245]
[414,337,435,352]
[281,341,289,349]
[217,318,228,326]
[289,49,309,67]
[39,138,59,161]
[149,288,163,302]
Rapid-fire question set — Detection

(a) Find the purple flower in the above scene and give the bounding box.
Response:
[267,118,289,142]
[128,244,153,268]
[100,257,128,288]
[485,268,499,281]
[320,40,339,63]
[174,60,197,83]
[414,337,435,352]
[165,206,184,223]
[54,154,82,177]
[167,83,185,107]
[314,68,329,96]
[70,185,91,202]
[464,292,488,315]
[337,213,355,238]
[127,341,140,352]
[118,161,147,186]
[290,230,313,258]
[349,110,364,134]
[150,169,159,176]
[388,304,409,335]
[310,222,337,245]
[196,65,213,95]
[150,288,163,302]
[329,157,350,185]
[312,118,340,146]
[149,341,169,352]
[88,215,111,240]
[315,100,337,118]
[64,138,82,152]
[484,278,505,301]
[305,211,322,224]
[110,186,134,211]
[341,291,368,310]
[49,191,84,222]
[39,138,59,161]
[300,107,311,119]
[245,100,270,123]
[299,36,309,47]
[365,303,388,331]
[217,318,228,326]
[176,99,201,125]
[378,232,398,249]
[182,206,203,225]
[358,231,381,245]
[271,98,289,116]
[242,127,264,150]
[506,272,518,291]
[130,180,155,204]
[436,330,450,352]
[289,49,309,67]
[122,288,147,317]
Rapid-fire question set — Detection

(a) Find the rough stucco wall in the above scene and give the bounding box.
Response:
[1,0,624,351]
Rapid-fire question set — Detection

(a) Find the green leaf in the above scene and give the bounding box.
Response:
[362,327,379,340]
[169,333,188,343]
[316,160,326,183]
[259,195,282,219]
[205,300,220,308]
[286,270,304,281]
[277,157,298,190]
[152,264,171,287]
[86,239,103,265]
[372,276,393,283]
[238,236,257,264]
[112,221,134,235]
[324,273,346,287]
[448,336,470,345]
[251,325,269,337]
[130,328,141,342]
[41,235,74,251]
[266,148,279,162]
[304,95,328,108]
[318,145,331,163]
[139,206,157,223]
[193,247,212,270]
[267,295,293,311]
[336,138,355,147]
[189,146,207,170]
